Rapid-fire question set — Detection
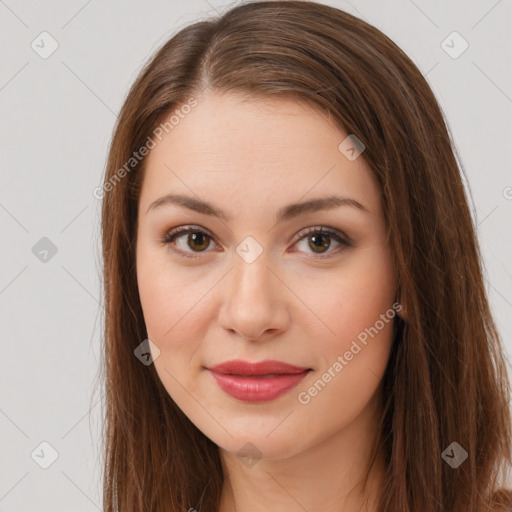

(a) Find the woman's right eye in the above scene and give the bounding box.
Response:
[161,226,217,259]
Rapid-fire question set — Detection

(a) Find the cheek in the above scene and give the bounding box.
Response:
[135,247,212,386]
[136,243,200,342]
[298,243,396,404]
[136,257,204,404]
[305,242,397,339]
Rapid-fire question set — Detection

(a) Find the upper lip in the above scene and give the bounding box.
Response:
[207,359,311,376]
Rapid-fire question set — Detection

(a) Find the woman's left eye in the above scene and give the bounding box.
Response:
[292,226,350,257]
[160,225,351,259]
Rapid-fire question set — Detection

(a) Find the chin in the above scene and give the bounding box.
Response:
[213,428,305,463]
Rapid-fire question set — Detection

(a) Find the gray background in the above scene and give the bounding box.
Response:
[1,0,511,509]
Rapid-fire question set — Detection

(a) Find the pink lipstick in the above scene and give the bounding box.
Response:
[206,359,312,403]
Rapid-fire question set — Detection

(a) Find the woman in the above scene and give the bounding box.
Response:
[98,1,512,510]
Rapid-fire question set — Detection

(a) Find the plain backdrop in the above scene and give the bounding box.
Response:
[1,0,511,509]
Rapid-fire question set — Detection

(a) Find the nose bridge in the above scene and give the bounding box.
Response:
[218,241,289,340]
[230,243,276,307]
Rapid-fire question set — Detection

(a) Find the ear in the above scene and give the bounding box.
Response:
[396,303,407,322]
[393,292,407,322]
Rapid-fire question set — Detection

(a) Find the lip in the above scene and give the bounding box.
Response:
[206,359,312,403]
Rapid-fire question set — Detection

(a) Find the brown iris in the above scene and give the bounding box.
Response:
[308,232,331,253]
[186,232,211,252]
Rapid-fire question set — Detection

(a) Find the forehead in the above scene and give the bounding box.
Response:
[138,91,381,219]
[148,91,347,164]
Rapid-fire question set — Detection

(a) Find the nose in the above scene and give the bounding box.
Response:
[218,254,290,343]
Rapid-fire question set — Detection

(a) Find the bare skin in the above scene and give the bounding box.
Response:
[135,90,401,511]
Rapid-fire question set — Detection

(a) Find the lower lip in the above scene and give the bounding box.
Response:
[208,370,310,403]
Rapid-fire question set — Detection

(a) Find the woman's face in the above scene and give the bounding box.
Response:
[135,91,398,460]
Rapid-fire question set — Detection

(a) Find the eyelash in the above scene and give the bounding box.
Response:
[160,225,351,260]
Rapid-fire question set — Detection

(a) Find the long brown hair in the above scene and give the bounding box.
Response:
[98,1,512,510]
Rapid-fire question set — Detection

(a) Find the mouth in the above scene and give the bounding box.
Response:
[206,359,313,402]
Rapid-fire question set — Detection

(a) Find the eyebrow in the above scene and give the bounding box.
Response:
[146,193,371,223]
